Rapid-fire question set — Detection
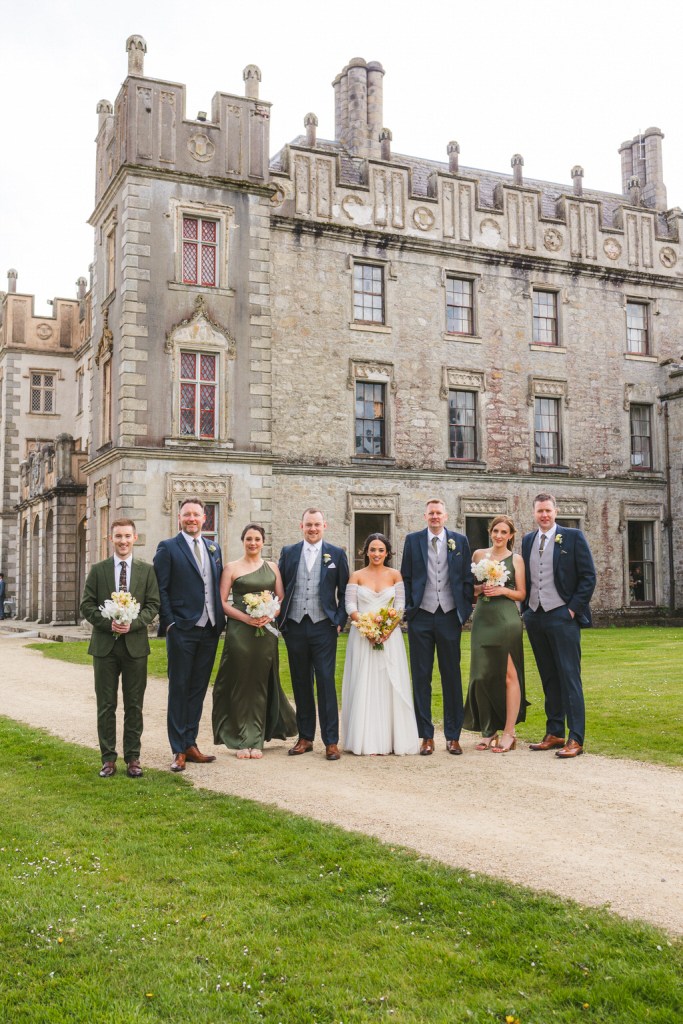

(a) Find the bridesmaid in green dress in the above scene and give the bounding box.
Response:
[463,515,528,753]
[212,523,297,759]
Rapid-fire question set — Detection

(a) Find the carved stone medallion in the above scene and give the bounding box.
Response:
[36,323,53,341]
[188,132,215,162]
[543,228,563,252]
[413,206,435,231]
[603,238,622,260]
[659,246,677,268]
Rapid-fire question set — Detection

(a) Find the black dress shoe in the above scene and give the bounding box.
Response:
[99,761,116,778]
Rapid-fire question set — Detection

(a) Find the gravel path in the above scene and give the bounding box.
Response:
[2,636,681,935]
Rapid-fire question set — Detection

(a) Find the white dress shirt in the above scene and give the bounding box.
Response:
[304,541,322,571]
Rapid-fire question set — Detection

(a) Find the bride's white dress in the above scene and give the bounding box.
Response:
[341,583,419,755]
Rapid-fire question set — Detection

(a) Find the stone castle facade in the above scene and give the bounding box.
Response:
[1,35,681,622]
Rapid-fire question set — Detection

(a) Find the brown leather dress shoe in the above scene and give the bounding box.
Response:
[288,737,314,756]
[184,745,216,764]
[446,739,463,755]
[126,759,143,778]
[420,738,435,755]
[555,739,584,758]
[529,734,566,751]
[99,761,116,778]
[325,744,341,761]
[170,753,186,772]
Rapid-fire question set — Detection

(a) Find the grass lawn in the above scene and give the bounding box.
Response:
[1,717,680,1024]
[32,626,683,767]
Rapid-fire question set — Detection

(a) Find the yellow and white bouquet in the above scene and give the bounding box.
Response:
[471,558,510,602]
[353,599,402,652]
[243,590,280,637]
[99,590,140,625]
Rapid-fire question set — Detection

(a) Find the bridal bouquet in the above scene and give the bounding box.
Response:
[471,558,510,602]
[244,590,280,637]
[99,591,140,626]
[353,599,402,652]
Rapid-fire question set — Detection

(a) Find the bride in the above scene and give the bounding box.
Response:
[341,533,419,755]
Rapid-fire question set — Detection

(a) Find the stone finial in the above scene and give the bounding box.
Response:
[304,112,318,148]
[76,277,87,300]
[7,269,17,294]
[96,99,113,130]
[126,35,147,76]
[379,128,392,161]
[571,165,584,197]
[243,64,261,99]
[511,153,524,186]
[627,175,642,205]
[447,141,460,174]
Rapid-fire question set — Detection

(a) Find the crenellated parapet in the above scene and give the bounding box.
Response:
[0,270,83,353]
[94,37,271,205]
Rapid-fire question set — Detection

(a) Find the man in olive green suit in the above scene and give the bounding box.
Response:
[80,519,160,778]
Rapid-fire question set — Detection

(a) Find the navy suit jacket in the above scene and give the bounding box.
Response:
[401,528,474,624]
[521,526,596,626]
[279,540,349,631]
[153,533,226,636]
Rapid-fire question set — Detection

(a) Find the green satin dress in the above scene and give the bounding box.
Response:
[212,563,297,751]
[463,554,528,737]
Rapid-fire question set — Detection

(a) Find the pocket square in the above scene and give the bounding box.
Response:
[327,562,336,569]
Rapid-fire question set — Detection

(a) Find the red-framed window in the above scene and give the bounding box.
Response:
[179,352,218,439]
[182,217,218,287]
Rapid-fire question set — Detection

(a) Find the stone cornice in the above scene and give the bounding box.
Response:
[83,446,274,475]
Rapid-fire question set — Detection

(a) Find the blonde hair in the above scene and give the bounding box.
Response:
[489,514,516,551]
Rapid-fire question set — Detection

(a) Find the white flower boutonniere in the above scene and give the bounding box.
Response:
[323,553,331,563]
[555,535,563,546]
[208,544,217,553]
[447,539,456,552]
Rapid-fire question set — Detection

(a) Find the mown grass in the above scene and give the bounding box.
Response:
[1,717,680,1024]
[32,626,683,767]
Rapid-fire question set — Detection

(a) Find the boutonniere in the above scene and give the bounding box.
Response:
[208,544,217,553]
[447,539,456,552]
[555,535,563,546]
[323,553,331,563]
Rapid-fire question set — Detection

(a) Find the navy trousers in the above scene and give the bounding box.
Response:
[283,616,339,745]
[408,607,463,741]
[166,624,220,754]
[523,605,585,745]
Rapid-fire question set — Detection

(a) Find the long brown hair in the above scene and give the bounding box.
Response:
[489,514,516,551]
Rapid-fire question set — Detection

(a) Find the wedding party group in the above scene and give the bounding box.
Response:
[79,493,596,778]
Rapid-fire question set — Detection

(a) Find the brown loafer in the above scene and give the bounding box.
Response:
[288,738,314,756]
[126,759,143,778]
[446,739,463,755]
[99,761,116,778]
[419,738,435,756]
[184,745,216,764]
[529,734,566,751]
[325,744,341,761]
[556,739,584,759]
[170,753,186,772]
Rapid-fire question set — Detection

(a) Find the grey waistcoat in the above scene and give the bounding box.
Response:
[528,536,564,612]
[195,542,217,627]
[420,534,455,614]
[287,549,326,623]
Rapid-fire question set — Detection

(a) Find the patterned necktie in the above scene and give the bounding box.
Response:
[431,535,438,554]
[539,534,547,556]
[119,560,128,592]
[193,539,203,570]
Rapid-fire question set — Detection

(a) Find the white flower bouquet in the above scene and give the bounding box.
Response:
[243,590,280,637]
[99,590,140,625]
[471,558,510,602]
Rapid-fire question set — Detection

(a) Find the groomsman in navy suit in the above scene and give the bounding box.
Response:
[401,499,474,755]
[279,508,349,761]
[154,497,226,772]
[522,493,596,759]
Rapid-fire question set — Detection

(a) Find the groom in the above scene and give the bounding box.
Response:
[401,499,474,755]
[522,493,596,759]
[154,497,226,772]
[279,508,349,761]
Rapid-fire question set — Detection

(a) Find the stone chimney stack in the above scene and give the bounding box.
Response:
[243,64,261,99]
[332,58,384,159]
[97,99,113,130]
[619,129,666,210]
[7,269,17,294]
[571,165,584,196]
[379,128,392,161]
[76,277,87,300]
[511,153,524,186]
[304,112,318,148]
[447,141,460,174]
[126,34,147,76]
